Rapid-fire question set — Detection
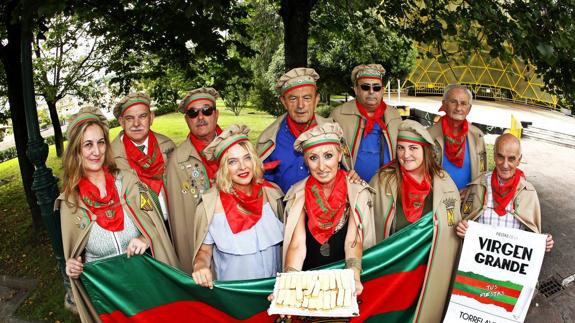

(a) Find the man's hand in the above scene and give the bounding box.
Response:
[456,220,469,239]
[545,234,554,252]
[347,170,367,186]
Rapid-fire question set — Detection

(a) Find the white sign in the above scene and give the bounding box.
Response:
[443,221,546,323]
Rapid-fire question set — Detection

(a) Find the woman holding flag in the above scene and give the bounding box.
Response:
[191,124,285,288]
[57,106,178,322]
[282,123,376,296]
[370,119,461,322]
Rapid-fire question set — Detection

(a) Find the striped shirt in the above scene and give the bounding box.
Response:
[476,172,525,230]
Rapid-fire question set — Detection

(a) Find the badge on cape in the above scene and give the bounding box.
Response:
[480,151,487,172]
[140,192,154,211]
[443,197,456,227]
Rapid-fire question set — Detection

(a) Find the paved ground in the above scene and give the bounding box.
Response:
[1,96,573,322]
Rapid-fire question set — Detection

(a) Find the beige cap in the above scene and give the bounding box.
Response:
[203,124,250,162]
[67,106,108,136]
[275,67,320,95]
[351,64,386,83]
[294,123,344,153]
[113,92,151,119]
[177,87,219,113]
[397,120,435,146]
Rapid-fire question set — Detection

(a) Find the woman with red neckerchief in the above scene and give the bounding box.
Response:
[191,125,285,288]
[282,123,376,297]
[57,106,178,322]
[370,119,461,323]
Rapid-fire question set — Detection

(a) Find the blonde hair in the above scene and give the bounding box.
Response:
[215,141,264,193]
[62,119,117,206]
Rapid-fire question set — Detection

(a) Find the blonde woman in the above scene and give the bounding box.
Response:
[56,106,178,322]
[191,125,284,288]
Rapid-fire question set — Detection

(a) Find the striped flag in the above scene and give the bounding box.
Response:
[452,270,523,312]
[81,213,435,322]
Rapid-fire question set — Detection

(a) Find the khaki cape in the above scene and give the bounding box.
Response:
[165,138,211,274]
[191,184,285,275]
[370,168,461,323]
[461,172,542,233]
[282,177,376,263]
[330,99,402,165]
[256,113,352,171]
[428,122,487,179]
[57,170,178,323]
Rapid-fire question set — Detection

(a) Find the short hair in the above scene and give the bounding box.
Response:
[215,141,264,193]
[443,84,473,105]
[494,133,522,158]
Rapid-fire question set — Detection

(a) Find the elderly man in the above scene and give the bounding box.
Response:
[111,92,175,231]
[166,87,222,274]
[429,85,486,192]
[257,67,344,193]
[330,64,401,182]
[456,133,554,252]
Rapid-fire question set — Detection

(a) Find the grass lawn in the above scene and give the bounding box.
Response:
[0,107,276,322]
[0,105,493,322]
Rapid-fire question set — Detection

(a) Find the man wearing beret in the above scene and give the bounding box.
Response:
[257,67,339,193]
[331,64,402,182]
[429,85,486,194]
[166,87,222,274]
[111,92,175,233]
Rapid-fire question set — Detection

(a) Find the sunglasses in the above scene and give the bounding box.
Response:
[359,83,383,92]
[186,106,215,119]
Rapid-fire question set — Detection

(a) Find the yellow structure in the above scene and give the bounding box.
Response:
[406,47,558,109]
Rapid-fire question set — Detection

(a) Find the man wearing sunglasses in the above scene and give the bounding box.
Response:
[257,67,345,193]
[111,92,175,234]
[429,85,486,197]
[331,64,402,182]
[166,87,222,274]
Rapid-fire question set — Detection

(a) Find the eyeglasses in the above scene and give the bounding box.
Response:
[186,106,215,119]
[359,83,383,92]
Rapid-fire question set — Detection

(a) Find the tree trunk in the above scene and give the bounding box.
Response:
[279,0,317,70]
[0,3,43,228]
[46,100,63,157]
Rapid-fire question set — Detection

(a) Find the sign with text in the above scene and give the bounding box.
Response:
[443,221,546,323]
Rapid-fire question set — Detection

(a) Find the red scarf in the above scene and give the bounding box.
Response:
[219,181,272,234]
[189,126,222,182]
[78,170,124,232]
[356,100,388,137]
[123,131,165,195]
[304,170,348,245]
[287,116,317,138]
[491,169,524,216]
[441,116,468,168]
[400,167,431,223]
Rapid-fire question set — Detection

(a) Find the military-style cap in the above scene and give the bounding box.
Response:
[67,106,109,137]
[397,120,435,146]
[294,123,344,153]
[113,92,151,119]
[275,67,320,95]
[351,64,386,83]
[177,87,219,113]
[203,124,250,162]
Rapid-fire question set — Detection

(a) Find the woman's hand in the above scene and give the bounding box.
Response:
[126,236,149,257]
[192,267,214,289]
[354,278,364,296]
[456,220,469,239]
[66,256,84,279]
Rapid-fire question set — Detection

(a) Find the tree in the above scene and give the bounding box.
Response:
[377,0,575,111]
[33,13,109,157]
[279,0,317,69]
[222,76,250,116]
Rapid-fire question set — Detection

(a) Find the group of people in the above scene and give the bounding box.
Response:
[58,63,554,322]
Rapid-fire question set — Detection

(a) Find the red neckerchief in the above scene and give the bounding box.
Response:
[304,170,348,245]
[400,167,431,223]
[356,100,388,137]
[78,170,124,232]
[441,116,468,168]
[491,168,524,216]
[219,181,273,234]
[286,116,317,138]
[123,131,165,195]
[189,126,223,182]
